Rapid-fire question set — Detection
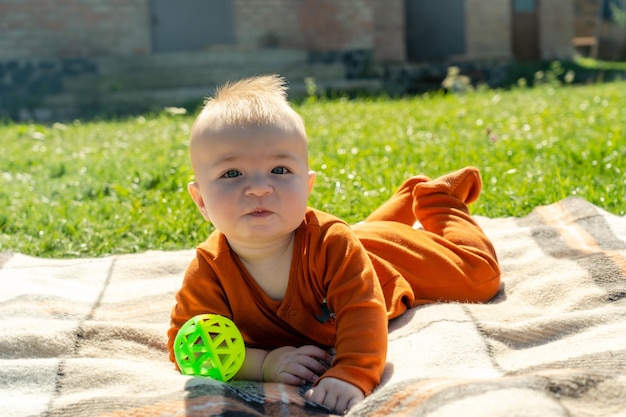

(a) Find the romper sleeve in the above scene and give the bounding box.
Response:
[311,221,388,395]
[167,248,232,365]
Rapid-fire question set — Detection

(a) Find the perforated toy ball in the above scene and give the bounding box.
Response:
[173,314,245,381]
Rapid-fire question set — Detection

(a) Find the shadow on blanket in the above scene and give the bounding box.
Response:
[1,197,625,417]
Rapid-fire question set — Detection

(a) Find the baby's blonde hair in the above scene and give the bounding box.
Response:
[192,74,306,138]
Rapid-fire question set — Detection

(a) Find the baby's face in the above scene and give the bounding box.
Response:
[188,126,316,248]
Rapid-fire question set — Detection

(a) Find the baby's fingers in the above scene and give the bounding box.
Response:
[298,354,329,376]
[305,377,364,414]
[295,345,332,362]
[275,370,310,386]
[280,359,325,385]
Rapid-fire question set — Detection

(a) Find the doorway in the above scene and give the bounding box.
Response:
[405,0,466,62]
[150,0,235,53]
[512,0,540,61]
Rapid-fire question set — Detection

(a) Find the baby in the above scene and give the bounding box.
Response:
[168,74,500,413]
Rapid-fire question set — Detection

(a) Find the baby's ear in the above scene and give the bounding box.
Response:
[187,182,210,221]
[307,170,317,195]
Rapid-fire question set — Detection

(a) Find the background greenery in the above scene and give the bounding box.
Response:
[1,79,624,258]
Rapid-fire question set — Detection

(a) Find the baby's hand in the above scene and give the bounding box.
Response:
[305,377,364,414]
[262,345,330,385]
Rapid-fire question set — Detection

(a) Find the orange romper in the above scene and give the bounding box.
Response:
[168,166,501,395]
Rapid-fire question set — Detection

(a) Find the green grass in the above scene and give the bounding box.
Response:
[575,56,626,71]
[1,81,625,258]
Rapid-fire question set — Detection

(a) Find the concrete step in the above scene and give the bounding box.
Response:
[63,62,346,93]
[29,49,383,121]
[39,78,383,120]
[94,49,310,73]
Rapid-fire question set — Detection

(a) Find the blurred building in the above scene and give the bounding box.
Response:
[1,0,607,120]
[574,0,626,60]
[0,0,578,61]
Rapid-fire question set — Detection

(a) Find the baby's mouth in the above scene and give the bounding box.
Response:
[249,208,273,217]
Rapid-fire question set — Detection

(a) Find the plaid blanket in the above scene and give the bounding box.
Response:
[1,197,625,416]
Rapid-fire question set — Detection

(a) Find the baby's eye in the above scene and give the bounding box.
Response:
[222,169,242,178]
[271,167,290,175]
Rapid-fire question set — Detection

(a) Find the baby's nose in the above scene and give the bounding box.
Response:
[245,176,273,196]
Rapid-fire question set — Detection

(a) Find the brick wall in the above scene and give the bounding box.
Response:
[0,0,151,59]
[371,0,405,62]
[540,0,575,59]
[0,0,579,63]
[232,0,301,48]
[0,0,378,59]
[232,0,375,51]
[464,0,575,61]
[465,0,512,60]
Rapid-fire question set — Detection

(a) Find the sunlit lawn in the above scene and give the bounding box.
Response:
[1,80,624,258]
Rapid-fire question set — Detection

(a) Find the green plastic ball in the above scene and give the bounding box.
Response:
[173,314,245,381]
